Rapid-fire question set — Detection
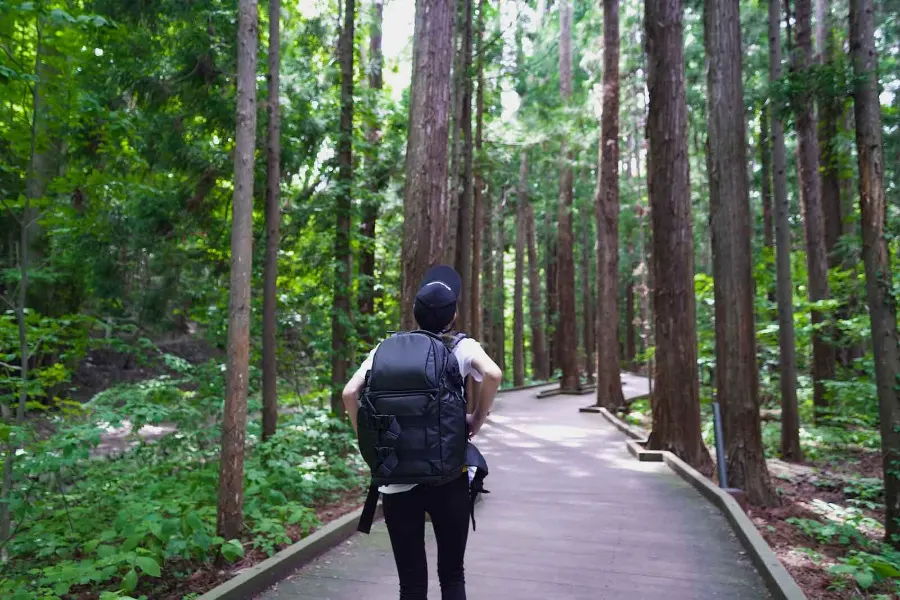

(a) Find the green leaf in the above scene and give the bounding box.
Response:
[135,556,161,577]
[53,582,71,595]
[185,512,204,533]
[122,533,144,552]
[871,560,900,578]
[97,544,117,558]
[122,568,138,592]
[856,570,874,589]
[220,539,245,562]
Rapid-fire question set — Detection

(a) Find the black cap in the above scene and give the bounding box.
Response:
[414,265,461,333]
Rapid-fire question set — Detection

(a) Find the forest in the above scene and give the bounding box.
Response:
[1,0,899,597]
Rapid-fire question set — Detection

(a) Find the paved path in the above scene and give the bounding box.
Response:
[260,378,770,600]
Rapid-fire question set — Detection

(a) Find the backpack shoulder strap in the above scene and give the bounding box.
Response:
[441,331,467,352]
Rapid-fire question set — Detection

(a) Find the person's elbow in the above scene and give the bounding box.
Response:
[342,378,361,406]
[484,365,502,384]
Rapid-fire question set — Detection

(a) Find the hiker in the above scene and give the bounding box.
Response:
[342,264,502,600]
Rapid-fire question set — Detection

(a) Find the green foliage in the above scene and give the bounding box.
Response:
[2,365,365,598]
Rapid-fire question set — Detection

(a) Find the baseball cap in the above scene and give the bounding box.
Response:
[414,265,461,333]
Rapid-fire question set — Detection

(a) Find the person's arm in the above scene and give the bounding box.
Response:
[341,374,365,434]
[467,345,502,437]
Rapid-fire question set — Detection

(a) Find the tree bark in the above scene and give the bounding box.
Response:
[760,105,774,250]
[494,195,507,375]
[705,0,776,505]
[525,197,548,380]
[358,0,385,345]
[581,193,595,385]
[217,0,258,541]
[849,0,900,546]
[769,0,802,461]
[452,0,474,331]
[557,0,579,391]
[514,159,527,386]
[401,0,455,330]
[262,0,282,441]
[331,0,355,414]
[482,187,495,354]
[470,0,486,340]
[643,0,712,472]
[595,0,625,408]
[792,0,834,415]
[818,0,841,272]
[625,272,636,367]
[545,207,558,376]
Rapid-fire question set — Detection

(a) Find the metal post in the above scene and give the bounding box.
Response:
[712,402,728,489]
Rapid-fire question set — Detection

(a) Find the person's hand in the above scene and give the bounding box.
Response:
[466,413,482,439]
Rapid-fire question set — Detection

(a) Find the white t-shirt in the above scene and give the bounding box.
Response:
[354,337,484,494]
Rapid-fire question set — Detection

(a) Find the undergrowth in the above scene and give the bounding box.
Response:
[0,356,366,600]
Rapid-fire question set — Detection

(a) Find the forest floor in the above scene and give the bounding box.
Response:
[621,402,898,599]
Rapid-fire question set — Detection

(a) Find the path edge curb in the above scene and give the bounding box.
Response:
[197,504,383,600]
[600,409,807,600]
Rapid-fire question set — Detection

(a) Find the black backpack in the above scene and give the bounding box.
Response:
[355,330,469,532]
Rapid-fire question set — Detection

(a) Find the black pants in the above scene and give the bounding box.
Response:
[382,474,470,600]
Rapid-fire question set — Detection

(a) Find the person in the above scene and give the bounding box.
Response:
[342,265,502,600]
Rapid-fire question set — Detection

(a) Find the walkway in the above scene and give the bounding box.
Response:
[259,377,770,600]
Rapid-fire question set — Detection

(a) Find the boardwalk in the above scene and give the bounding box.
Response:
[260,377,770,600]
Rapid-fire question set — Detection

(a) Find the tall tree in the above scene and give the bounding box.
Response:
[644,0,711,471]
[482,187,495,354]
[580,195,595,385]
[494,195,507,375]
[817,0,843,272]
[514,155,527,386]
[759,106,774,250]
[595,0,625,408]
[470,0,487,340]
[525,198,548,379]
[705,0,776,505]
[769,0,802,461]
[217,0,259,541]
[331,0,355,414]
[791,0,834,415]
[401,0,455,330]
[545,202,558,375]
[262,0,282,441]
[556,0,579,391]
[359,0,386,345]
[449,0,474,331]
[848,0,900,546]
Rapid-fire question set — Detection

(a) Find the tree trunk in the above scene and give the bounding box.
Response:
[358,0,385,345]
[706,0,776,505]
[595,0,624,408]
[482,187,494,354]
[514,158,527,386]
[849,0,900,546]
[557,0,579,391]
[643,0,712,472]
[625,272,636,367]
[401,0,455,330]
[760,105,774,250]
[218,0,258,541]
[818,0,841,272]
[494,195,507,376]
[331,0,355,414]
[792,0,834,415]
[769,0,802,461]
[470,0,486,340]
[581,194,595,385]
[452,0,474,331]
[545,207,558,376]
[525,197,548,380]
[262,0,282,441]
